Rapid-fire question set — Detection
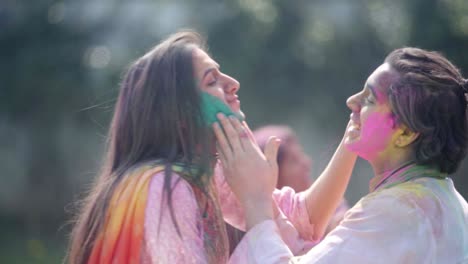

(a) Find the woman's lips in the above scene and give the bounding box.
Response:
[227,99,240,109]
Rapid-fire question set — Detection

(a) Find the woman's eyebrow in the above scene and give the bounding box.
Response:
[202,68,217,79]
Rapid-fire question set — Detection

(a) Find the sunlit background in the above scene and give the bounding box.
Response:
[1,0,468,262]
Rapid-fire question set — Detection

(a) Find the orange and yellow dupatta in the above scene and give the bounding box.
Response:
[87,164,165,264]
[87,163,228,264]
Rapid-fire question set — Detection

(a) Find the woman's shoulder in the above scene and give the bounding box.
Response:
[147,168,195,195]
[143,167,205,262]
[365,179,436,202]
[144,166,201,223]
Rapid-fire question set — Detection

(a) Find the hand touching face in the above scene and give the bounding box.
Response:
[213,114,280,229]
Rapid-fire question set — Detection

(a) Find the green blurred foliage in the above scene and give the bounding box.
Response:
[1,0,468,262]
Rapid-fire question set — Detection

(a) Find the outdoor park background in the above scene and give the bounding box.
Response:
[1,0,468,263]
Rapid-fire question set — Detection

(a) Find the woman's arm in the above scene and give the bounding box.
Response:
[229,191,432,264]
[213,114,355,238]
[213,114,278,230]
[216,164,317,254]
[302,135,356,240]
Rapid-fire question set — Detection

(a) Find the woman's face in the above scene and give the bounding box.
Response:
[192,48,244,118]
[345,63,399,161]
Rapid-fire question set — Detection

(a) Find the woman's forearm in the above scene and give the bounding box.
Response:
[303,139,356,240]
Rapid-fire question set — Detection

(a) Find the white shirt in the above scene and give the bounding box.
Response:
[231,177,468,263]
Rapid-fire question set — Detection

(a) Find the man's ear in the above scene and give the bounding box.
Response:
[394,125,419,148]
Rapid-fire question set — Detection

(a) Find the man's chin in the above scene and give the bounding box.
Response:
[344,142,375,161]
[344,139,361,155]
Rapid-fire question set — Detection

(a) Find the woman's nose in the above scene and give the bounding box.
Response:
[346,93,360,112]
[223,74,240,94]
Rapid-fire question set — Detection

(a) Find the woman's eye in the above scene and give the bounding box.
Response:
[362,96,374,104]
[205,73,217,86]
[207,79,216,86]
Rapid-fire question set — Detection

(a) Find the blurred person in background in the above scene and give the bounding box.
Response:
[217,47,468,263]
[67,30,358,264]
[255,126,313,192]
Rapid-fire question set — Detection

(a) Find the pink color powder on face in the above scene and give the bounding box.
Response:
[347,111,395,161]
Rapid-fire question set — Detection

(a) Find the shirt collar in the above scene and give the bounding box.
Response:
[369,162,447,192]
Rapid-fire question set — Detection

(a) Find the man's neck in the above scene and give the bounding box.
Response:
[369,155,414,192]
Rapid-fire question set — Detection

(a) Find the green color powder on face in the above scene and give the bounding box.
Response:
[200,92,244,126]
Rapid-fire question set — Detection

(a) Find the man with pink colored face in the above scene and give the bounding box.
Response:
[345,62,408,167]
[216,47,468,263]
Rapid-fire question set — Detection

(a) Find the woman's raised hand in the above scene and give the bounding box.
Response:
[213,113,281,229]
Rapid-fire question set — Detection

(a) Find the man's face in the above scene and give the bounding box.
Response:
[344,63,400,161]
